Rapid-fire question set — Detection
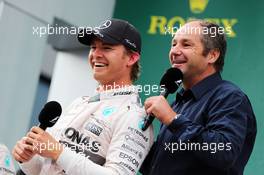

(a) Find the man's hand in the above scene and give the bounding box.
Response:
[12,137,36,163]
[144,95,176,125]
[26,126,63,161]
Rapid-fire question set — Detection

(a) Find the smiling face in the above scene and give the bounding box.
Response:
[89,38,138,88]
[169,21,219,89]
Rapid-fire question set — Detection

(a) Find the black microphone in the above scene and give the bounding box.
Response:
[17,101,62,164]
[141,68,183,131]
[38,101,62,130]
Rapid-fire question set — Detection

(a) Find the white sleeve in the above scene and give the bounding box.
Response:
[56,110,154,175]
[19,155,44,175]
[19,97,83,175]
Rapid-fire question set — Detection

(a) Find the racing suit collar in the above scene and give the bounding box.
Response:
[89,85,139,103]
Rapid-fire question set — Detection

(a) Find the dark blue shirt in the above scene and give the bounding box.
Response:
[140,72,257,175]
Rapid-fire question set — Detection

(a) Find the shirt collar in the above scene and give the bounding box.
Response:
[176,72,222,101]
[176,88,193,102]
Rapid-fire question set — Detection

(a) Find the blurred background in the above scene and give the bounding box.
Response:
[0,0,263,174]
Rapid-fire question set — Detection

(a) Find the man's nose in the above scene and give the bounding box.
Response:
[92,48,103,57]
[170,46,182,56]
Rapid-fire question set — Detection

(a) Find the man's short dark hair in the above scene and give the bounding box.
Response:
[191,20,227,72]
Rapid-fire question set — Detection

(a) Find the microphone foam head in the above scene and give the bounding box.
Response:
[38,101,62,128]
[160,68,183,94]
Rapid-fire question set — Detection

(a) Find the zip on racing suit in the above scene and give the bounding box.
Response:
[20,86,154,175]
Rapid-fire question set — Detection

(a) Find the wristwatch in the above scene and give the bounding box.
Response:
[167,113,182,132]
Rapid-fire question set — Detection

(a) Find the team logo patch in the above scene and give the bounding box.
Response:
[85,122,103,136]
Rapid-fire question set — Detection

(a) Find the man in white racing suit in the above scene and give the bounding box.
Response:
[12,19,154,175]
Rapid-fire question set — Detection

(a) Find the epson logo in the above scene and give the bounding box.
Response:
[85,122,103,136]
[119,152,139,168]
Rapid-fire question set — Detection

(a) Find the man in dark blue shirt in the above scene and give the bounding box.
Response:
[140,20,257,175]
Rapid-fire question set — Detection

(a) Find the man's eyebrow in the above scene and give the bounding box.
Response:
[182,39,193,43]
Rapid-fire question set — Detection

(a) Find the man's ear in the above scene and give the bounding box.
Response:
[127,52,140,67]
[208,49,220,64]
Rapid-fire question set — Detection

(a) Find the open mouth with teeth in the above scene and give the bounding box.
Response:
[174,60,186,64]
[172,59,187,64]
[172,59,187,68]
[94,62,109,68]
